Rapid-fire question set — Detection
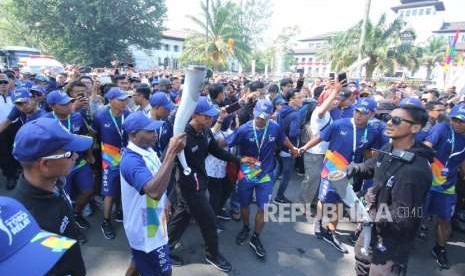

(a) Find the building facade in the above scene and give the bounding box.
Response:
[130,29,188,70]
[290,32,334,77]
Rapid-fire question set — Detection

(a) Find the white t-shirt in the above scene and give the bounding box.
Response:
[205,128,231,178]
[120,142,168,253]
[0,93,14,121]
[307,106,331,154]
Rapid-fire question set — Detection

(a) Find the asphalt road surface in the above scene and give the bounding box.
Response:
[1,174,465,276]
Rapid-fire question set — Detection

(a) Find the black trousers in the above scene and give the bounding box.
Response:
[0,123,20,180]
[168,183,219,257]
[207,176,233,215]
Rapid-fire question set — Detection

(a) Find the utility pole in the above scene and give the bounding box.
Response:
[205,0,209,62]
[357,0,372,80]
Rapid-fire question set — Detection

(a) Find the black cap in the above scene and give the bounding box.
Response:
[338,87,352,100]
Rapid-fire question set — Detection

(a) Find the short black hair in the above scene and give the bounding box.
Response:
[424,100,444,111]
[285,89,300,102]
[79,75,93,84]
[313,86,325,99]
[249,81,264,92]
[280,78,293,88]
[401,106,429,127]
[268,84,279,94]
[208,83,224,100]
[66,80,86,96]
[135,84,151,100]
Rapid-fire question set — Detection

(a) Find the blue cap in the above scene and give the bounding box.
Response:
[13,118,93,162]
[194,96,219,117]
[449,104,465,121]
[151,78,160,85]
[253,99,273,119]
[30,85,46,95]
[34,74,49,83]
[150,92,175,110]
[105,87,129,101]
[46,90,73,105]
[22,80,34,89]
[355,97,377,114]
[122,111,164,133]
[400,97,423,108]
[12,87,32,103]
[0,196,76,276]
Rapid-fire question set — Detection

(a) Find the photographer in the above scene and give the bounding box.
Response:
[351,99,434,276]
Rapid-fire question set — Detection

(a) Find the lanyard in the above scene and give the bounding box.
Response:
[253,120,269,158]
[445,126,465,166]
[351,118,368,162]
[109,109,124,139]
[53,112,71,131]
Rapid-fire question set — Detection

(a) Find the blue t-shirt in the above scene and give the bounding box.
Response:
[120,148,153,194]
[276,105,301,152]
[320,118,382,178]
[154,117,173,157]
[426,122,465,195]
[92,106,130,169]
[330,105,355,121]
[8,107,46,124]
[368,118,390,146]
[227,120,285,181]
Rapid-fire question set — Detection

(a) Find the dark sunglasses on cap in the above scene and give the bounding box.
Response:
[385,114,417,126]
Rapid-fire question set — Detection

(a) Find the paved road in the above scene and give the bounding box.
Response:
[1,174,465,276]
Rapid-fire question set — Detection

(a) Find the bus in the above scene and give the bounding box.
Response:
[0,46,41,68]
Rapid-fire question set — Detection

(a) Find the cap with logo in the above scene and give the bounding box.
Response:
[449,104,465,121]
[355,97,377,114]
[46,90,74,105]
[253,99,273,120]
[159,78,171,86]
[149,92,175,110]
[194,96,219,117]
[12,87,32,103]
[338,87,352,101]
[0,196,76,275]
[122,111,164,133]
[34,74,50,83]
[104,87,129,101]
[399,97,423,108]
[13,118,93,162]
[0,74,9,82]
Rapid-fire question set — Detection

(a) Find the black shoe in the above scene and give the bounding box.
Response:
[322,228,348,254]
[432,245,450,270]
[217,219,225,233]
[205,253,232,272]
[101,220,115,240]
[115,210,123,222]
[169,253,183,267]
[6,178,16,190]
[77,232,88,245]
[349,231,360,245]
[249,234,266,258]
[236,225,250,245]
[273,196,292,204]
[217,209,231,221]
[74,213,90,229]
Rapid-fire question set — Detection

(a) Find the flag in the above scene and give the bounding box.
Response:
[443,30,460,71]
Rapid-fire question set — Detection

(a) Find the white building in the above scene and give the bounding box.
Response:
[392,0,445,43]
[291,32,334,77]
[130,29,188,70]
[433,21,465,54]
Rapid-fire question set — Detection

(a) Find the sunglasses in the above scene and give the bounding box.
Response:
[0,81,9,85]
[385,114,417,126]
[42,151,74,160]
[421,98,428,103]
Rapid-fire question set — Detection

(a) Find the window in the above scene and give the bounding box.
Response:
[155,44,161,50]
[425,8,431,15]
[315,68,319,74]
[419,8,424,16]
[164,44,170,51]
[412,9,417,16]
[295,58,299,63]
[308,43,314,48]
[307,67,312,74]
[399,10,404,17]
[405,10,411,17]
[462,34,465,43]
[301,57,306,63]
[308,58,313,64]
[174,45,179,52]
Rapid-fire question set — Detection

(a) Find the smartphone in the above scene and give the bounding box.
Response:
[225,101,241,113]
[329,73,335,80]
[337,72,347,87]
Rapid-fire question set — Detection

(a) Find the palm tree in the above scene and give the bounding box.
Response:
[420,37,447,80]
[180,0,251,70]
[319,14,421,80]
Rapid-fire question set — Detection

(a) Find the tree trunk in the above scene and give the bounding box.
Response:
[365,60,376,80]
[426,64,433,80]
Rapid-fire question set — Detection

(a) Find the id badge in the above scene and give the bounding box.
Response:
[255,161,262,167]
[441,168,449,177]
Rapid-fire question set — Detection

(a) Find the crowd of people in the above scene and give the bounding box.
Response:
[1,65,465,276]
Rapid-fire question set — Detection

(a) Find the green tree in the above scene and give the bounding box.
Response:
[420,37,447,80]
[181,0,270,70]
[319,14,421,80]
[6,0,166,66]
